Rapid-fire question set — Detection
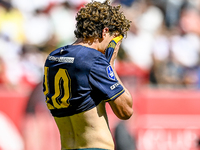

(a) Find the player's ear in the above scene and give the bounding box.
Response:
[102,27,109,39]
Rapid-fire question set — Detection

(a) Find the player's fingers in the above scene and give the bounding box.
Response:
[113,41,121,57]
[115,40,122,50]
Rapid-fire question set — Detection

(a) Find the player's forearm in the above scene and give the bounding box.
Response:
[105,35,133,118]
[111,63,133,109]
[108,72,133,120]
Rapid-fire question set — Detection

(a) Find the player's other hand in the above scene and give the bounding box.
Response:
[105,35,123,63]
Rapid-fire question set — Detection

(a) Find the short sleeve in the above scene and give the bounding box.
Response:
[89,55,124,102]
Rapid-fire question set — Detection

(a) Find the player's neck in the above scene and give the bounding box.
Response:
[73,38,103,53]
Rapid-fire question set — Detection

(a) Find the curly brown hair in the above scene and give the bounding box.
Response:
[74,0,131,39]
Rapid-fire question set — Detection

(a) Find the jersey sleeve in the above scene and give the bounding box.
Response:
[89,55,124,102]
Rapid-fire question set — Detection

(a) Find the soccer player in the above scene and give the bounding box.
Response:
[43,0,133,150]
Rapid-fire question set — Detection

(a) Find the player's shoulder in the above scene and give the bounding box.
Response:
[46,44,108,67]
[73,45,109,70]
[49,46,64,56]
[65,44,108,64]
[50,45,102,57]
[73,45,103,58]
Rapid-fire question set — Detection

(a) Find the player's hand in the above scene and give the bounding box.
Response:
[105,35,123,63]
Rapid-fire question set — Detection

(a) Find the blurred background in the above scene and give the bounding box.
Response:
[1,0,200,149]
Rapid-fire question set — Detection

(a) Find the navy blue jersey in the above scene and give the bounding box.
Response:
[43,45,124,117]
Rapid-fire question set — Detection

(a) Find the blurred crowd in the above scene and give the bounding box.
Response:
[0,0,200,91]
[0,0,82,91]
[118,0,200,89]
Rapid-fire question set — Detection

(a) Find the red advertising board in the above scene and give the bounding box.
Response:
[131,88,200,150]
[1,82,200,150]
[0,87,29,130]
